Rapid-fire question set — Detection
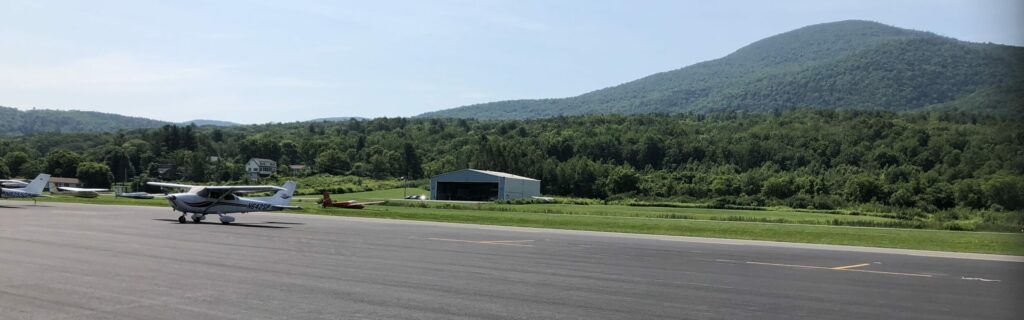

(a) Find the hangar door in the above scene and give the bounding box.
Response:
[435,182,499,201]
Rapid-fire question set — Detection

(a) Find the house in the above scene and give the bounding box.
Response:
[48,177,80,191]
[246,158,277,179]
[285,164,309,175]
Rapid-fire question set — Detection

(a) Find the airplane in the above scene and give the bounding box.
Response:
[147,181,299,224]
[115,191,155,199]
[53,186,109,198]
[320,191,385,209]
[0,174,51,204]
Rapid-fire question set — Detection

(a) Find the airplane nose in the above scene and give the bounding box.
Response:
[166,195,176,201]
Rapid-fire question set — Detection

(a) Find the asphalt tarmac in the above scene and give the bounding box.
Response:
[1,201,1021,320]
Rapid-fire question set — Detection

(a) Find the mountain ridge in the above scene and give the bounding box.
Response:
[419,20,1024,119]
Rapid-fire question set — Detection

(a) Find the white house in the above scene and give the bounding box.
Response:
[246,158,277,179]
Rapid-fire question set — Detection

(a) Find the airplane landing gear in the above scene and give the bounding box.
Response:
[218,213,235,225]
[177,215,186,223]
[192,214,205,223]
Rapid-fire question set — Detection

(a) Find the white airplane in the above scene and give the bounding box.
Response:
[147,181,299,224]
[54,186,109,198]
[0,174,51,204]
[115,191,155,199]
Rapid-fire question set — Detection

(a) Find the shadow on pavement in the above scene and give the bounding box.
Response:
[153,218,292,229]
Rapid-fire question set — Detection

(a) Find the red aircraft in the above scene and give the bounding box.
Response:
[320,192,385,209]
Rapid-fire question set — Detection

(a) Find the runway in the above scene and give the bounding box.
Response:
[1,201,1021,320]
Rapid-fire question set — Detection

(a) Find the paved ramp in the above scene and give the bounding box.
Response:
[1,202,1021,319]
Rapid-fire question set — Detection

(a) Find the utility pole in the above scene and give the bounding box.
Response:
[400,176,408,197]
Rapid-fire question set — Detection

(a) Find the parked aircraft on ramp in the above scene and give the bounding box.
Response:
[0,174,51,204]
[147,181,299,224]
[53,186,109,198]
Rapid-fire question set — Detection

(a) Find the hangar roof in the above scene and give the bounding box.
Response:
[434,169,540,181]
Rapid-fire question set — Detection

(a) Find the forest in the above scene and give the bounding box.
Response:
[1,109,1022,220]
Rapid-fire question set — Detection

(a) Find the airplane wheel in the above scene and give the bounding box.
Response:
[192,215,203,223]
[178,216,186,224]
[221,221,230,225]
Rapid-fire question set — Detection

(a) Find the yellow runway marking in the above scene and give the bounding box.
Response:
[746,261,932,278]
[832,263,871,270]
[427,238,534,247]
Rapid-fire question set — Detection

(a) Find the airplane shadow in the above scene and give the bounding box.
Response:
[0,205,23,209]
[153,219,292,229]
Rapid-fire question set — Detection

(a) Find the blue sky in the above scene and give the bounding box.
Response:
[1,0,1021,123]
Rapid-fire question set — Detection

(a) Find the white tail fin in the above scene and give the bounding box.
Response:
[20,174,51,195]
[267,181,296,206]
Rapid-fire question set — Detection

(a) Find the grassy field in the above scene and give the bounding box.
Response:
[382,201,898,224]
[8,189,1023,255]
[298,204,1024,255]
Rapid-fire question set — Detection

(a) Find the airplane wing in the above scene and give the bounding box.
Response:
[58,187,109,192]
[205,185,286,193]
[355,201,386,206]
[147,182,195,189]
[1,180,28,188]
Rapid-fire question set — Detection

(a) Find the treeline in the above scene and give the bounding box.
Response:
[1,109,1022,213]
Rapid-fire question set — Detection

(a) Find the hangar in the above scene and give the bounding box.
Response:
[430,169,541,201]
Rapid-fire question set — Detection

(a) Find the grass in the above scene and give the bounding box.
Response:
[6,194,168,207]
[9,189,1023,255]
[384,201,898,224]
[297,204,1024,255]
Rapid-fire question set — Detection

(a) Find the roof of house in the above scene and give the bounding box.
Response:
[249,158,277,166]
[50,177,80,184]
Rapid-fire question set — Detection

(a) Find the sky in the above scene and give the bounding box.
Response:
[1,0,1021,124]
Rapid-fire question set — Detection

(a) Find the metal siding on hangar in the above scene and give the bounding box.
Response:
[430,169,541,201]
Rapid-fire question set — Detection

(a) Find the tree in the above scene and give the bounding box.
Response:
[0,163,9,178]
[4,151,29,177]
[18,161,45,178]
[845,174,882,203]
[606,166,639,196]
[984,177,1024,210]
[954,179,987,209]
[315,149,351,175]
[401,143,423,178]
[77,162,113,188]
[761,177,796,199]
[45,149,83,177]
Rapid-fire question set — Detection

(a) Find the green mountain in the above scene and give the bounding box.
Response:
[179,119,239,127]
[0,106,170,135]
[420,20,1024,119]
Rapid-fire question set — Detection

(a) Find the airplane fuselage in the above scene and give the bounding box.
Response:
[1,188,39,198]
[166,193,282,215]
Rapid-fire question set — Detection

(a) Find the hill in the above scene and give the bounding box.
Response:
[420,20,1024,119]
[178,119,240,127]
[0,106,170,135]
[307,117,369,122]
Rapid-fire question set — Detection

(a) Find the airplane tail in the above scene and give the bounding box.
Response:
[267,181,296,206]
[20,174,51,194]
